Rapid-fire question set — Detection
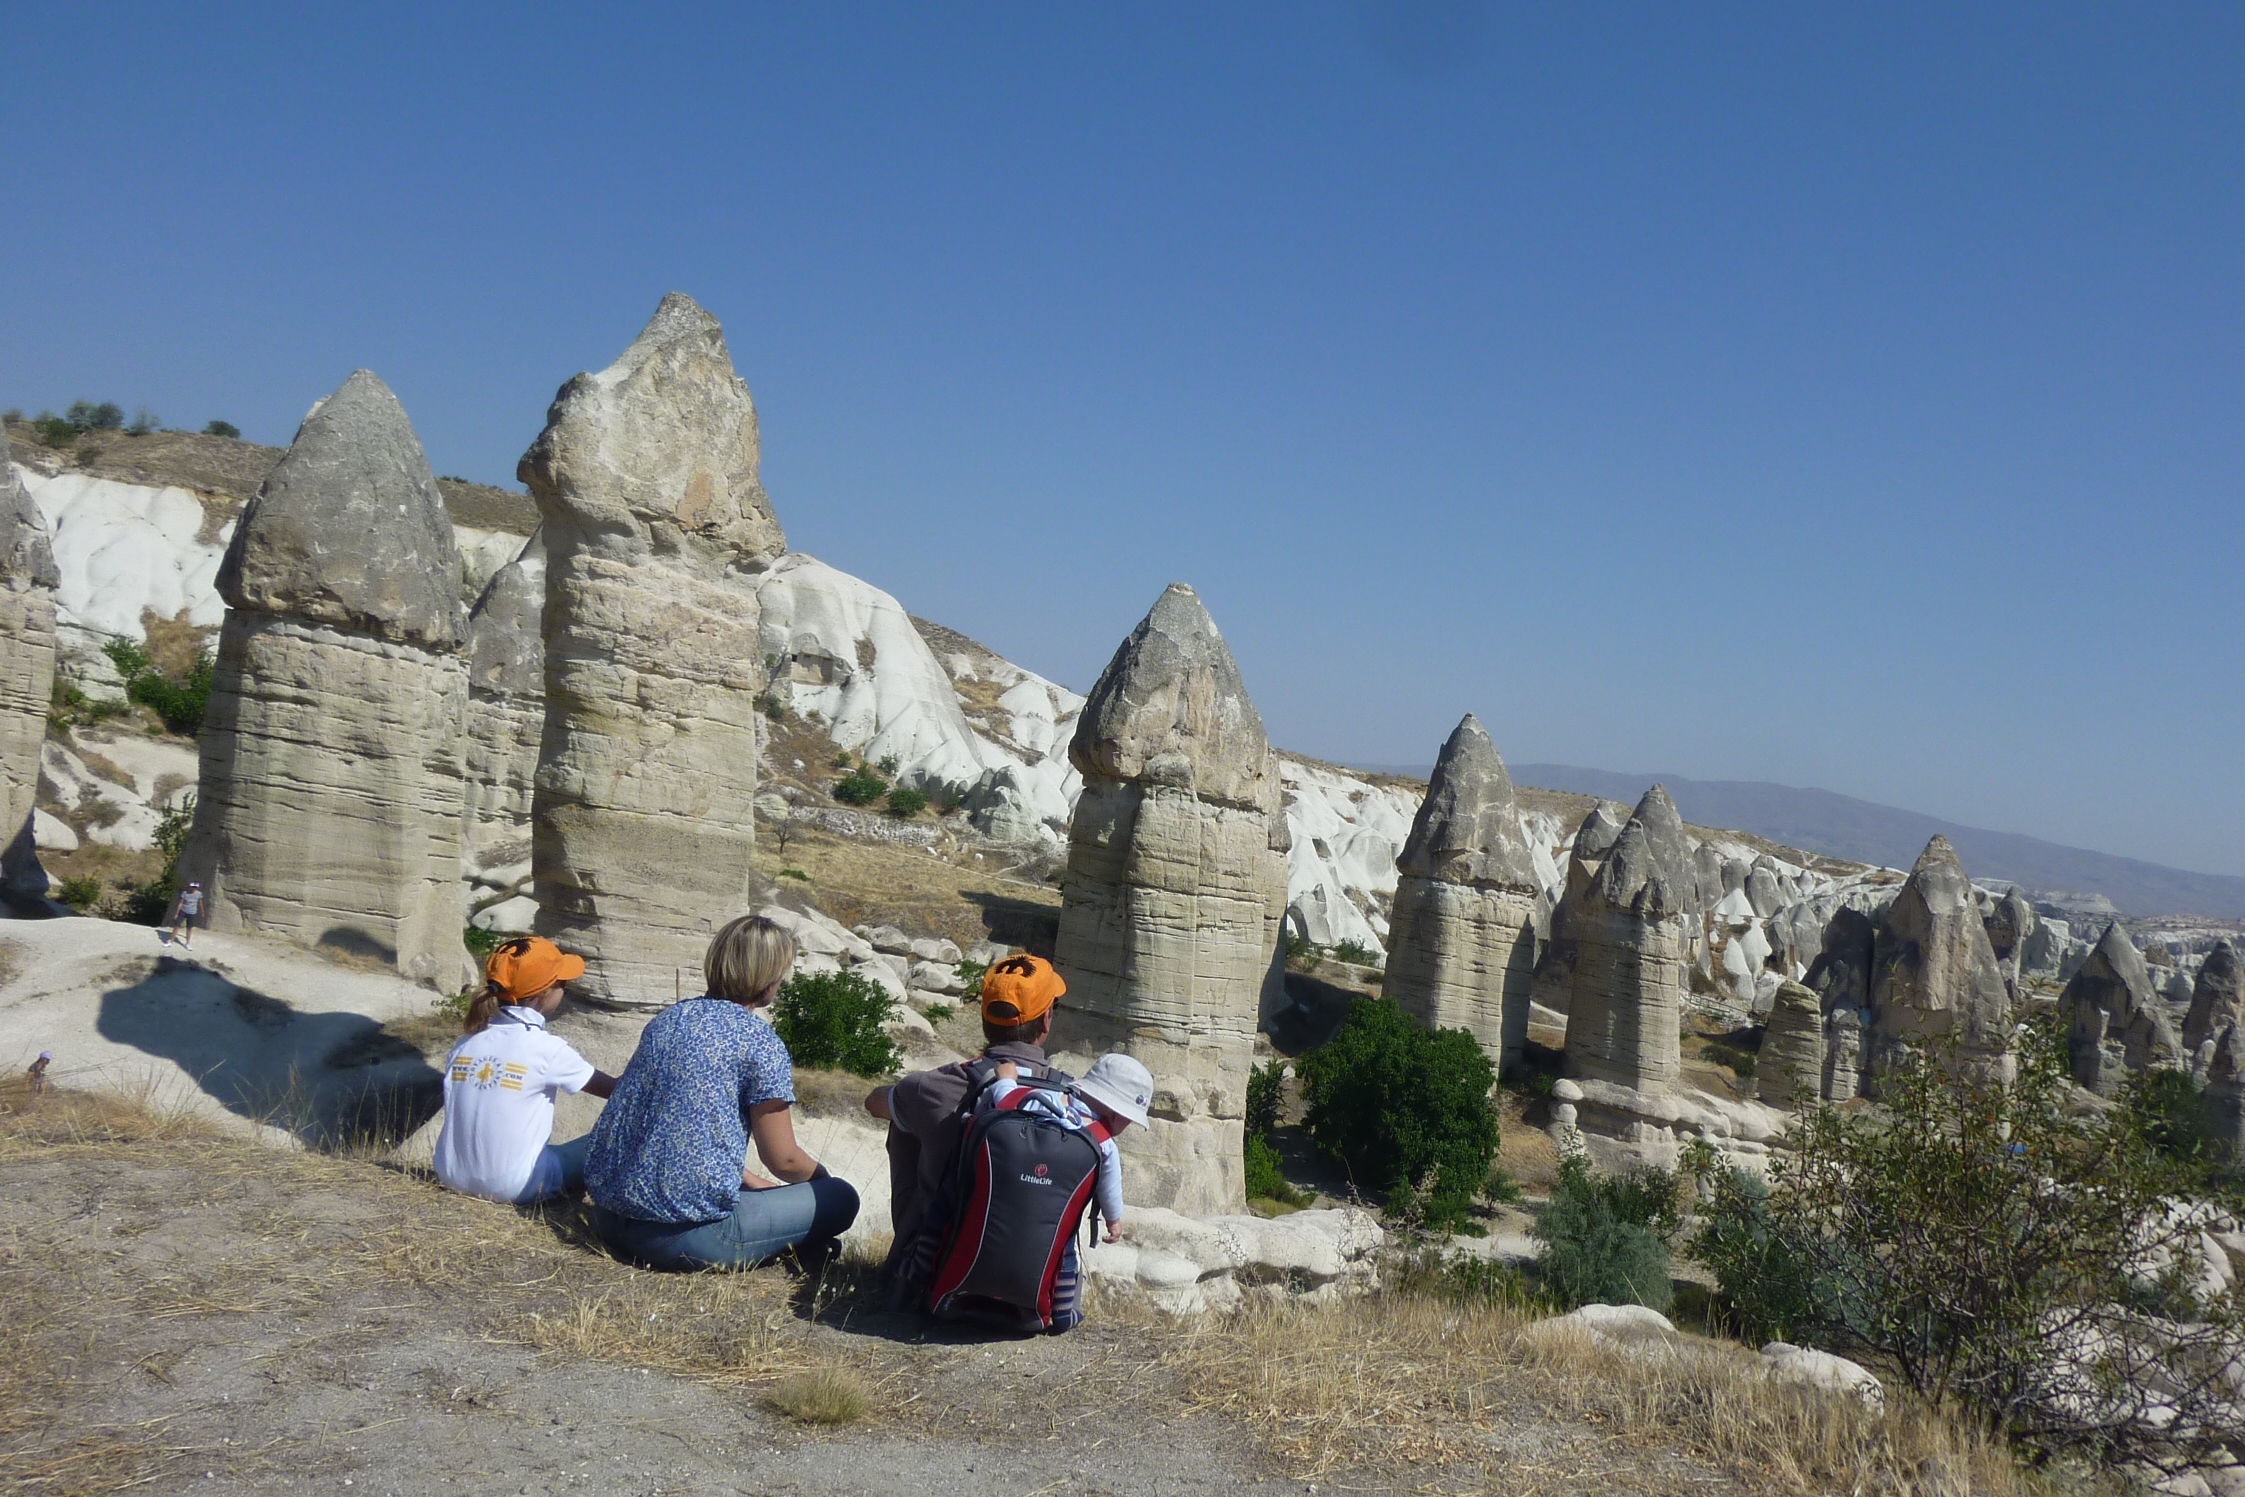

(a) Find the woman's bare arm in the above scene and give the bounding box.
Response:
[747,1100,821,1184]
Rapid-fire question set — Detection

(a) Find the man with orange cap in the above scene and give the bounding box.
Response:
[864,952,1068,1272]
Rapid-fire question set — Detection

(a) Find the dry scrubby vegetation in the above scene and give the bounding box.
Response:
[0,1078,2104,1497]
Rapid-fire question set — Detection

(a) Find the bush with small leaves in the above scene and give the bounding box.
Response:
[884,785,928,819]
[1331,937,1382,967]
[954,959,987,997]
[57,875,103,910]
[126,407,160,436]
[1532,1152,1682,1313]
[122,794,197,925]
[831,769,887,806]
[33,416,76,448]
[1247,1058,1286,1141]
[462,924,503,962]
[771,968,900,1078]
[67,401,123,432]
[202,420,240,439]
[1283,930,1312,966]
[1297,997,1498,1232]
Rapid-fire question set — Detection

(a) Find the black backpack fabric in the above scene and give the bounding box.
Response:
[923,1079,1110,1333]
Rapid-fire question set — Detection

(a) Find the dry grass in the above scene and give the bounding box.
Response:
[750,817,1059,953]
[1143,1291,2039,1496]
[1496,1090,1564,1193]
[766,1367,874,1425]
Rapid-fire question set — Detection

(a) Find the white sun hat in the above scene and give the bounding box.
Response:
[1074,1054,1154,1129]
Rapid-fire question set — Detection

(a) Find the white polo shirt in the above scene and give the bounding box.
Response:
[432,1007,597,1204]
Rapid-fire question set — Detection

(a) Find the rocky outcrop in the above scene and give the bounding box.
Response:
[1562,785,1692,1094]
[1052,583,1287,1215]
[460,529,545,931]
[520,294,785,1008]
[2060,923,2184,1097]
[180,372,473,988]
[0,435,59,895]
[1807,906,1876,1099]
[1983,887,2035,999]
[1758,979,1824,1109]
[1383,714,1543,1071]
[1078,1205,1383,1315]
[2206,1023,2245,1161]
[1868,837,2014,1087]
[1529,799,1629,1020]
[2184,942,2243,1060]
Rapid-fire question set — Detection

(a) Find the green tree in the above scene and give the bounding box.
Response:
[770,969,900,1078]
[1532,1152,1682,1312]
[1297,997,1498,1232]
[202,420,241,439]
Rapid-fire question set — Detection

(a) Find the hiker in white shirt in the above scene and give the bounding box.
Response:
[979,1053,1153,1242]
[433,937,617,1205]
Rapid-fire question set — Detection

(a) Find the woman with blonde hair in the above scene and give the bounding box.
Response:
[584,915,859,1269]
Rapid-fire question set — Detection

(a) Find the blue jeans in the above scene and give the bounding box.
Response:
[591,1177,861,1271]
[518,1135,593,1204]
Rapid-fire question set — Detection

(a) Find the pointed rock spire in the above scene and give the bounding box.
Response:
[1868,835,2014,1087]
[1395,713,1539,891]
[216,370,464,648]
[1069,582,1272,808]
[2059,921,2183,1096]
[0,433,58,590]
[1589,785,1695,917]
[2185,942,2244,1055]
[466,527,547,699]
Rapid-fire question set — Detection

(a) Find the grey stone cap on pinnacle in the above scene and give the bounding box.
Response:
[2185,940,2243,1053]
[1588,784,1695,918]
[215,370,465,649]
[1395,712,1541,892]
[0,431,59,592]
[465,527,546,698]
[1571,799,1630,866]
[517,291,786,566]
[1069,582,1273,808]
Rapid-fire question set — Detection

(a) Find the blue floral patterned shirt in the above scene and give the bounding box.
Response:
[585,997,796,1225]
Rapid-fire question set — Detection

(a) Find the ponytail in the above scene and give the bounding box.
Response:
[462,981,506,1036]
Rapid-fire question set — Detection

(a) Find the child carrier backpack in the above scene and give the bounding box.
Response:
[919,1071,1107,1333]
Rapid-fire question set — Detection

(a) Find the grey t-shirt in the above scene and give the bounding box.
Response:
[884,1040,1050,1258]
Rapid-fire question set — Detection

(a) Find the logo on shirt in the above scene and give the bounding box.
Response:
[451,1056,528,1092]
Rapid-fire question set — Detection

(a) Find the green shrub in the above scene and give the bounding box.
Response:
[202,419,240,440]
[68,400,123,431]
[771,968,900,1078]
[1246,1058,1286,1141]
[884,785,928,819]
[922,1002,954,1024]
[954,958,987,997]
[1330,937,1382,967]
[1297,997,1499,1232]
[126,407,160,436]
[56,875,102,909]
[1532,1152,1680,1312]
[127,650,213,736]
[1687,1021,2245,1471]
[1244,1132,1310,1206]
[1394,1247,1548,1310]
[831,769,887,806]
[33,416,77,448]
[877,755,899,776]
[1685,1149,1862,1343]
[462,924,503,962]
[2121,1066,2218,1170]
[778,868,810,881]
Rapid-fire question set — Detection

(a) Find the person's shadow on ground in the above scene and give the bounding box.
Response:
[96,956,442,1149]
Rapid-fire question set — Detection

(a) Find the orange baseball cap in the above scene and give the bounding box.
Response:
[980,953,1065,1025]
[484,936,587,1001]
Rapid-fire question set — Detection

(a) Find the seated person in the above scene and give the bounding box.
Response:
[584,915,859,1270]
[433,936,617,1204]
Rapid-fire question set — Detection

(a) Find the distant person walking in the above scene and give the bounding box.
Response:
[432,937,618,1205]
[165,881,205,950]
[26,1051,51,1097]
[583,915,858,1271]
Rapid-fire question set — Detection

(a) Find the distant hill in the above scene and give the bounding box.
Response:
[1361,762,2245,920]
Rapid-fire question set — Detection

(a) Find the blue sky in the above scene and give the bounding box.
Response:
[4,4,2241,873]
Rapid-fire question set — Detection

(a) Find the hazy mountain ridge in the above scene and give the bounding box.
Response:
[1483,765,2245,920]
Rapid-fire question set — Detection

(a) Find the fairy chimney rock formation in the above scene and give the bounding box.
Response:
[1867,837,2014,1087]
[1561,784,1692,1094]
[0,435,59,895]
[1384,713,1544,1070]
[2184,942,2244,1062]
[180,371,473,987]
[1758,979,1825,1109]
[460,528,547,925]
[2060,923,2184,1097]
[520,293,786,1007]
[1529,798,1630,1018]
[1053,582,1287,1215]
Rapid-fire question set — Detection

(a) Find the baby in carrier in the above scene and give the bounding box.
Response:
[979,1053,1154,1243]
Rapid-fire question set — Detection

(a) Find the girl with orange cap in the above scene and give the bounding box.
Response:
[432,936,618,1205]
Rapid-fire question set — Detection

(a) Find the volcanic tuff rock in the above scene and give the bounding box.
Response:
[2207,1023,2245,1160]
[1053,583,1287,1214]
[0,435,59,893]
[1758,980,1824,1108]
[1561,785,1691,1094]
[2184,942,2244,1059]
[460,529,546,927]
[180,372,473,988]
[1384,714,1544,1069]
[1529,798,1631,1018]
[520,294,785,1008]
[1868,837,2014,1087]
[2060,923,2184,1097]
